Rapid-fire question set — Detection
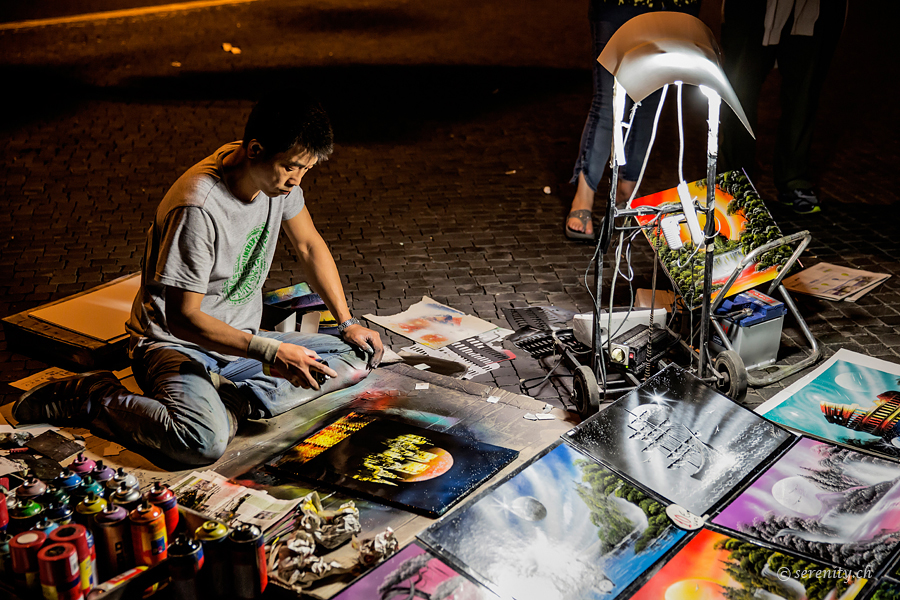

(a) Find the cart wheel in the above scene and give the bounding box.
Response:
[714,350,748,402]
[573,365,600,416]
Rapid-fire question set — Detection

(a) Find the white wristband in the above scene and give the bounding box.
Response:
[247,335,282,364]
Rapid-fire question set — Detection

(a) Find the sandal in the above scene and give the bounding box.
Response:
[565,209,595,241]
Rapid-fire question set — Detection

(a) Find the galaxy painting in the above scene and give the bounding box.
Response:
[757,349,900,459]
[712,437,900,570]
[333,542,493,600]
[565,366,793,515]
[269,415,518,518]
[629,528,866,600]
[419,443,686,600]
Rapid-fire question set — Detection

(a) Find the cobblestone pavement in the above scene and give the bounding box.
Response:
[1,0,898,415]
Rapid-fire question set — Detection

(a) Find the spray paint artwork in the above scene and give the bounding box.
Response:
[565,366,793,516]
[364,296,498,348]
[419,443,686,600]
[713,437,900,570]
[268,413,518,517]
[631,170,790,308]
[757,349,900,460]
[333,542,492,600]
[629,528,866,600]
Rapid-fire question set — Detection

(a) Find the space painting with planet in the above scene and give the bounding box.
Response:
[628,528,866,600]
[419,443,686,600]
[712,437,900,570]
[269,415,518,518]
[757,349,900,459]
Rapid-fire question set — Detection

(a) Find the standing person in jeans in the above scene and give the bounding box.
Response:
[14,93,384,466]
[566,0,700,241]
[719,0,847,214]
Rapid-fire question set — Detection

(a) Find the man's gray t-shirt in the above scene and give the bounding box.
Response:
[127,141,305,360]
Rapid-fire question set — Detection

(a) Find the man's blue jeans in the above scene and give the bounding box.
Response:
[92,331,370,466]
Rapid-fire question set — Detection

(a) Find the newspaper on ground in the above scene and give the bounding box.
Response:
[399,328,514,380]
[782,262,890,301]
[170,470,300,533]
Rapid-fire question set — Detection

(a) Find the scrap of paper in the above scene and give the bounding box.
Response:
[415,383,430,390]
[486,396,500,404]
[783,262,890,301]
[365,296,498,348]
[400,327,514,380]
[9,367,76,391]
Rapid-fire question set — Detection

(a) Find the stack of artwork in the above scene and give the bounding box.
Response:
[264,356,900,600]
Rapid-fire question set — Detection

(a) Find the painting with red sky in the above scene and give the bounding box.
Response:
[268,414,518,518]
[631,170,792,309]
[629,528,866,600]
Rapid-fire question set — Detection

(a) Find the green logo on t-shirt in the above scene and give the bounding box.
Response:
[223,224,269,305]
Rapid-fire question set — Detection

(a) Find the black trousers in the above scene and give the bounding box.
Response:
[719,0,846,192]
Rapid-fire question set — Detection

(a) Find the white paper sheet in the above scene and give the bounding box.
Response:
[365,296,498,348]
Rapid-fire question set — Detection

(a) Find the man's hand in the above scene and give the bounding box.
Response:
[340,324,384,369]
[271,343,338,390]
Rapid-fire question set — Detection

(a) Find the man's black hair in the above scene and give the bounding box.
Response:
[243,92,334,160]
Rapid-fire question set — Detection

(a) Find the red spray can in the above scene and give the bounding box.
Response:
[228,523,267,599]
[144,482,178,537]
[38,542,84,600]
[129,500,167,567]
[10,530,47,596]
[50,523,97,594]
[0,488,8,533]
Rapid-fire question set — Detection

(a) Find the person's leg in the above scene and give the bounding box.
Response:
[719,0,777,178]
[772,0,845,195]
[217,331,371,419]
[90,345,233,465]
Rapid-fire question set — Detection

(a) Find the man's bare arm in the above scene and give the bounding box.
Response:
[282,207,384,366]
[166,287,336,388]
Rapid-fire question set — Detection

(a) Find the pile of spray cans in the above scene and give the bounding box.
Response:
[0,455,269,599]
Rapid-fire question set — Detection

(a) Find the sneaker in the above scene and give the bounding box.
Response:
[777,189,822,214]
[13,370,118,424]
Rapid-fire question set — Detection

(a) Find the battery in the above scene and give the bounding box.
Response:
[607,324,671,370]
[50,523,97,594]
[711,289,786,370]
[38,542,84,600]
[229,523,267,599]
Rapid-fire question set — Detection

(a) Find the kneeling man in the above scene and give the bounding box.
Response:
[15,93,383,466]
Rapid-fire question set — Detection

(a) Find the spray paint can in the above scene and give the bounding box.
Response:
[68,453,96,477]
[0,488,8,533]
[110,483,142,512]
[38,542,84,600]
[16,476,48,504]
[93,503,133,580]
[228,523,266,599]
[129,500,167,567]
[105,469,138,497]
[33,516,60,536]
[90,462,115,493]
[9,498,43,534]
[75,493,106,531]
[79,477,105,503]
[0,531,13,582]
[50,524,96,594]
[10,530,47,596]
[144,483,179,537]
[46,501,75,525]
[195,520,229,600]
[53,469,84,498]
[168,534,204,600]
[40,485,72,508]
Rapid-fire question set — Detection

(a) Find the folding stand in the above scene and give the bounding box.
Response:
[569,13,821,416]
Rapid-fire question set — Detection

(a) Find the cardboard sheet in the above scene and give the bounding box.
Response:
[29,273,140,342]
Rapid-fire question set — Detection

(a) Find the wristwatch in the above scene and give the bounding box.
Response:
[336,317,360,335]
